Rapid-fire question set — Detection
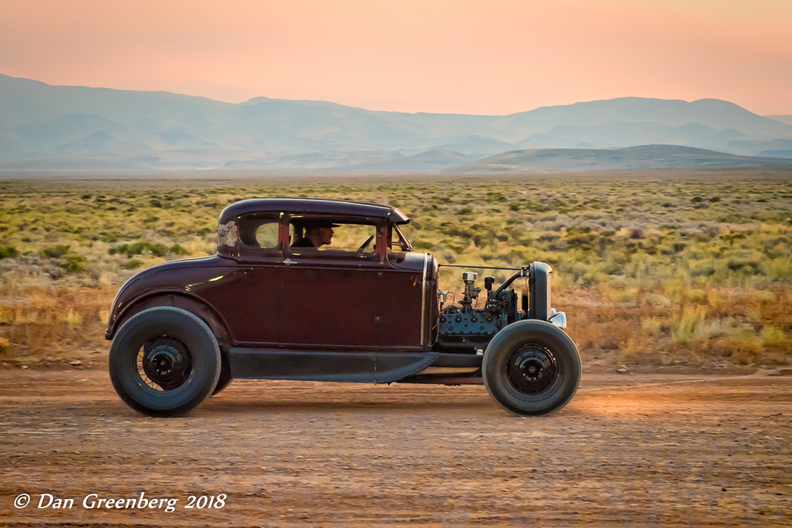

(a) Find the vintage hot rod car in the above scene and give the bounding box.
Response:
[107,199,580,417]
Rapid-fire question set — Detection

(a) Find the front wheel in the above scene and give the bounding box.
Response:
[482,320,581,416]
[109,307,221,417]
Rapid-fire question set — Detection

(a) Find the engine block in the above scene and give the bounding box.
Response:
[439,307,507,337]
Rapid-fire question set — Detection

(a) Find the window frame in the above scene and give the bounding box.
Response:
[236,212,284,255]
[284,214,386,261]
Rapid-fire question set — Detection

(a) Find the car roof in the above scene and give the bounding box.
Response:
[218,198,410,224]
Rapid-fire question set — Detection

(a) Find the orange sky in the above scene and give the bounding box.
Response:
[1,0,791,115]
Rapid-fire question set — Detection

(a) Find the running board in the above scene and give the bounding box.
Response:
[229,348,482,384]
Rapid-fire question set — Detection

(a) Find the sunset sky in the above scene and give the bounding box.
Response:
[1,0,790,115]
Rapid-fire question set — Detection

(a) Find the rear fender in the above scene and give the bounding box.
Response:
[108,293,231,349]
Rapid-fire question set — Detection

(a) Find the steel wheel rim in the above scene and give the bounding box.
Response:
[504,344,561,398]
[138,337,193,391]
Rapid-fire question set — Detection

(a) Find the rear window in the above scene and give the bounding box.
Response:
[238,216,280,250]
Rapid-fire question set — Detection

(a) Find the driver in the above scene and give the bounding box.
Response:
[291,220,338,249]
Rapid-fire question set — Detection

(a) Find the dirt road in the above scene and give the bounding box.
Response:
[1,370,790,527]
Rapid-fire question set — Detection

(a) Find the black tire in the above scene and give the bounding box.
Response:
[482,320,581,416]
[109,307,221,417]
[211,349,233,396]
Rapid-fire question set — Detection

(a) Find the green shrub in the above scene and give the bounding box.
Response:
[41,245,70,258]
[151,243,169,257]
[672,307,706,342]
[760,326,787,346]
[170,244,190,256]
[566,227,598,251]
[0,245,18,259]
[61,255,88,273]
[111,241,193,257]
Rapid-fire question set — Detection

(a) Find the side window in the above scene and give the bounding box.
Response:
[289,219,377,254]
[333,224,376,253]
[238,216,280,250]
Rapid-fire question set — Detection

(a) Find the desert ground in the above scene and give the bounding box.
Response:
[1,369,790,527]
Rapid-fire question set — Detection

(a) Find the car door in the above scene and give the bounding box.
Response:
[275,217,387,348]
[280,217,429,351]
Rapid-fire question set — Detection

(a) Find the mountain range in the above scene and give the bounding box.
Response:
[1,73,792,173]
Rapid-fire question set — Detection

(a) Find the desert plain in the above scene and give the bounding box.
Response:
[1,169,791,526]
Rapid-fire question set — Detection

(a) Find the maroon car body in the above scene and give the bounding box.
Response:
[106,198,580,417]
[108,199,433,348]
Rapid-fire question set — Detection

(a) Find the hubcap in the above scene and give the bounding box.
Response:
[506,345,558,395]
[142,337,192,390]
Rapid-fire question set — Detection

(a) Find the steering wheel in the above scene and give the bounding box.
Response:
[357,235,374,252]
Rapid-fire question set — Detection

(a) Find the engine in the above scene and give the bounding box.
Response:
[434,271,520,353]
[433,263,566,354]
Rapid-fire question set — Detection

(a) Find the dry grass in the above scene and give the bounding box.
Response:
[1,170,791,370]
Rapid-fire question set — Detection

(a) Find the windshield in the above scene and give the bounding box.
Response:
[392,224,414,252]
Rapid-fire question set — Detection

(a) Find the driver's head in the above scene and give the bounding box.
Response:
[303,221,338,247]
[308,226,334,246]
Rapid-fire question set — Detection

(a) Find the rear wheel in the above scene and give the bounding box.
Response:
[483,320,581,416]
[109,307,221,417]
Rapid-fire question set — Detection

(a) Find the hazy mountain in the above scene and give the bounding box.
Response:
[767,115,792,127]
[501,98,792,139]
[2,73,792,173]
[514,122,751,150]
[431,135,517,157]
[451,145,792,174]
